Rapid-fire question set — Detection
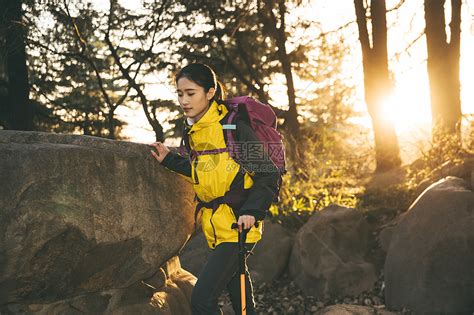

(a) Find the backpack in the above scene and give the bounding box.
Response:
[180,96,287,203]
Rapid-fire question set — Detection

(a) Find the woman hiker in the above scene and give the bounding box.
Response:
[150,63,280,315]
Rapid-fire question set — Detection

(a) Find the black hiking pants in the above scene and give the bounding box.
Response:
[191,242,257,315]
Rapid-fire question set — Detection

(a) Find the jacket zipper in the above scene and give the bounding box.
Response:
[209,212,218,248]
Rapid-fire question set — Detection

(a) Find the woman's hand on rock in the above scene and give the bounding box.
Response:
[149,142,170,163]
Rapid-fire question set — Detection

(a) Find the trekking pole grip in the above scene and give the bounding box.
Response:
[230,223,249,249]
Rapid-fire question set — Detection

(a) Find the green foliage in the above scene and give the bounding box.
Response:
[356,182,413,221]
[271,123,371,218]
[171,0,313,102]
[264,33,376,230]
[25,0,180,139]
[26,1,122,136]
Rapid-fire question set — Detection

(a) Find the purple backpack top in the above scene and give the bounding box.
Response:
[180,96,287,203]
[223,96,287,177]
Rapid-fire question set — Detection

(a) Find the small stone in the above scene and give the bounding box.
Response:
[28,304,43,312]
[363,297,373,306]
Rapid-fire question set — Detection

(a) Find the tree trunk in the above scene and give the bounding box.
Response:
[3,0,33,130]
[354,0,401,172]
[424,0,462,141]
[0,5,7,126]
[270,0,299,137]
[257,0,302,172]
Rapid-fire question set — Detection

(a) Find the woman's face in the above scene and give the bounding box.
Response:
[177,77,215,122]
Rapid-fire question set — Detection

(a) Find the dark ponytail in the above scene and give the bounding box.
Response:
[214,80,226,102]
[175,63,226,102]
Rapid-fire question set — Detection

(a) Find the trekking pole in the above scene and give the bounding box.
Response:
[231,223,249,315]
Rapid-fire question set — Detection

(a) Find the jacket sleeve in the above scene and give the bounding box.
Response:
[160,150,192,179]
[234,117,280,221]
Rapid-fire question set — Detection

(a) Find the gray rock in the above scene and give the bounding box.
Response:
[315,304,397,314]
[377,226,394,253]
[0,131,195,305]
[289,205,377,300]
[377,216,403,253]
[247,220,293,283]
[179,230,211,277]
[385,176,474,314]
[0,256,196,314]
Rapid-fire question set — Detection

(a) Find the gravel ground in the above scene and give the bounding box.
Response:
[218,271,412,315]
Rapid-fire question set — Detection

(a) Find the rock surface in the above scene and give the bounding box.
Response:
[315,304,398,315]
[289,205,377,300]
[384,176,474,314]
[247,220,293,283]
[0,256,196,314]
[0,131,195,306]
[179,230,210,277]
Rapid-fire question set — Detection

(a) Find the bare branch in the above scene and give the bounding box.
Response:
[391,30,425,61]
[319,20,356,38]
[387,0,406,13]
[104,0,170,140]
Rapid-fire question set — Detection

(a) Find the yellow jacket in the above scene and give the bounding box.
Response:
[162,100,279,249]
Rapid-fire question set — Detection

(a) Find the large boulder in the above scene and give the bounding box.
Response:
[0,256,196,314]
[179,230,210,277]
[0,131,195,306]
[247,220,293,283]
[289,205,377,300]
[384,176,474,314]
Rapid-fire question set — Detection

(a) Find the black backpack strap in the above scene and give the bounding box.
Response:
[180,124,200,184]
[179,124,192,158]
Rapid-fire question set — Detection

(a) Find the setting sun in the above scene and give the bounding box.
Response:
[380,76,432,133]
